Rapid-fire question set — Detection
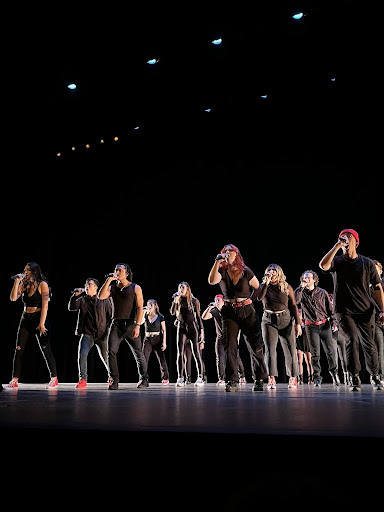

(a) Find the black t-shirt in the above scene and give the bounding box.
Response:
[327,254,380,314]
[218,266,255,299]
[210,307,223,338]
[144,313,164,333]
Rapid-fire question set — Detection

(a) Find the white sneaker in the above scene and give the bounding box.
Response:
[288,376,298,388]
[216,379,226,386]
[267,376,276,389]
[175,377,185,387]
[194,377,205,386]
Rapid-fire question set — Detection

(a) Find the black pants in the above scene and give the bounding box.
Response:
[337,308,378,376]
[12,311,57,379]
[305,320,337,382]
[222,303,267,382]
[108,320,148,383]
[176,321,204,379]
[262,310,299,378]
[143,334,169,380]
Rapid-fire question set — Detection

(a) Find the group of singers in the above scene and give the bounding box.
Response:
[2,228,384,393]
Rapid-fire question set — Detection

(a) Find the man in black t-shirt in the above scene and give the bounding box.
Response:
[319,229,384,390]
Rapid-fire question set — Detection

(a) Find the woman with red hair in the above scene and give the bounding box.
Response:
[208,244,267,391]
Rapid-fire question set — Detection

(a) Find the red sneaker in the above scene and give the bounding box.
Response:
[46,377,58,389]
[8,378,18,388]
[76,379,87,388]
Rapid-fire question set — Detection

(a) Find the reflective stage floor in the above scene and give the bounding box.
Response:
[1,382,383,508]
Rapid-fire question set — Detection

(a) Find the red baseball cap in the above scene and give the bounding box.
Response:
[339,228,359,247]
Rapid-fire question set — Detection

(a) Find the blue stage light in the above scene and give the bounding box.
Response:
[292,12,304,19]
[260,95,268,99]
[212,38,222,45]
[67,83,77,90]
[147,58,159,65]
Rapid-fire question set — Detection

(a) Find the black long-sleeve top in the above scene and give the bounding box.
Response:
[294,285,336,329]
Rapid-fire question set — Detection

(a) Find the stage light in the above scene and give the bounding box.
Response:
[204,108,211,112]
[114,137,119,141]
[331,78,336,82]
[147,58,159,64]
[72,147,75,151]
[212,38,222,45]
[134,126,140,130]
[260,95,268,99]
[100,139,104,143]
[68,83,77,90]
[57,153,61,157]
[86,144,90,148]
[292,12,304,19]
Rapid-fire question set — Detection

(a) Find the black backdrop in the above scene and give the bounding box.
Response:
[2,1,381,384]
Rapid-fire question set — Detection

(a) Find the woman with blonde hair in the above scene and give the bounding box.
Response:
[257,263,301,389]
[170,282,205,387]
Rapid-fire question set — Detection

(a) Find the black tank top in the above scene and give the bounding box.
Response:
[110,282,136,320]
[22,286,42,308]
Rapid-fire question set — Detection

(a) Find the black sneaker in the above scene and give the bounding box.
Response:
[225,381,238,392]
[314,379,321,387]
[109,381,119,390]
[137,378,149,388]
[252,379,264,391]
[370,375,383,390]
[351,375,361,391]
[330,370,340,386]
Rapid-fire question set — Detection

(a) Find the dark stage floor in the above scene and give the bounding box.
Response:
[1,382,383,437]
[1,382,383,508]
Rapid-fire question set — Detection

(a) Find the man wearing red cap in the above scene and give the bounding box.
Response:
[319,229,384,390]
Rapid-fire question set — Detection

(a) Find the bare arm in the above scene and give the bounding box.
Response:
[374,284,384,325]
[10,275,25,301]
[38,282,50,335]
[208,259,222,285]
[319,239,345,271]
[132,284,144,338]
[98,276,115,299]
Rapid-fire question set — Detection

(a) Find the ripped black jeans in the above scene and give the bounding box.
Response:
[12,311,57,379]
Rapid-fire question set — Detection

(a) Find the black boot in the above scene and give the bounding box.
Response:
[252,379,264,391]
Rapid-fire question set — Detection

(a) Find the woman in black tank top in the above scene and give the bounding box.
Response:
[8,262,58,389]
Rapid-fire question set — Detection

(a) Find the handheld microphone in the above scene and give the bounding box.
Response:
[215,254,228,261]
[11,274,25,280]
[71,288,84,294]
[172,292,181,298]
[338,237,348,244]
[105,273,116,278]
[209,302,215,307]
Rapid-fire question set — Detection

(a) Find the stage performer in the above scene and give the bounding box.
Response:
[8,262,58,389]
[372,261,384,385]
[202,294,246,385]
[208,244,267,392]
[99,263,148,389]
[294,270,339,386]
[142,299,169,385]
[319,229,384,390]
[170,282,205,387]
[68,277,113,388]
[257,264,301,389]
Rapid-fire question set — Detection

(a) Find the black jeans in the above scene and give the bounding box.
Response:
[108,320,148,383]
[262,310,299,378]
[305,320,337,382]
[13,311,57,379]
[222,303,267,382]
[338,308,378,376]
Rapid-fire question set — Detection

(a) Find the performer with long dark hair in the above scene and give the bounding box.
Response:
[257,264,301,389]
[68,277,113,388]
[170,281,205,387]
[99,263,148,389]
[142,299,169,385]
[8,262,58,389]
[319,229,384,390]
[208,244,267,392]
